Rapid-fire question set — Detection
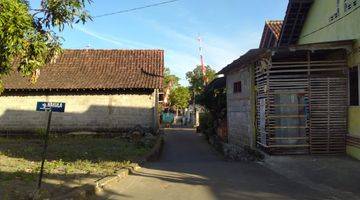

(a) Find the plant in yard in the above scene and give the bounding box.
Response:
[35,128,46,138]
[196,77,227,140]
[186,65,216,97]
[197,82,227,122]
[169,86,191,110]
[163,67,180,106]
[0,0,92,93]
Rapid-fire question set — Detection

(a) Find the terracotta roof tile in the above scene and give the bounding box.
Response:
[259,20,283,48]
[3,49,164,90]
[266,20,283,39]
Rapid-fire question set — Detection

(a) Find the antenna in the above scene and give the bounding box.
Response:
[197,35,207,84]
[85,43,91,49]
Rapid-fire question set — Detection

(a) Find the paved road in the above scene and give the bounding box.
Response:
[98,128,335,200]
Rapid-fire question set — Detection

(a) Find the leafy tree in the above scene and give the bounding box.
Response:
[163,68,180,106]
[169,86,191,110]
[186,65,216,95]
[197,80,226,120]
[0,0,91,92]
[164,68,179,88]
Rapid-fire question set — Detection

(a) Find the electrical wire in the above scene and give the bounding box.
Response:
[93,0,180,18]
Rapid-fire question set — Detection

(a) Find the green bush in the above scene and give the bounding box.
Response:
[199,112,215,137]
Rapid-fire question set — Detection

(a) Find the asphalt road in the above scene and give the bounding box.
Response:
[97,128,336,200]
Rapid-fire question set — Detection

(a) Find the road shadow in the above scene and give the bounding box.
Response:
[95,128,357,200]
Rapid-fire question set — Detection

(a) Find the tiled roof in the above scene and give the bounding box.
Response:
[259,20,283,48]
[266,20,283,39]
[3,49,164,90]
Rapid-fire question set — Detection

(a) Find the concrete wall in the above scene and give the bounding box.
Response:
[226,66,255,148]
[0,91,155,133]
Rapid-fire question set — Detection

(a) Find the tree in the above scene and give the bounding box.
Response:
[163,67,179,106]
[164,68,179,88]
[186,65,216,95]
[197,79,226,120]
[0,0,91,92]
[169,86,191,110]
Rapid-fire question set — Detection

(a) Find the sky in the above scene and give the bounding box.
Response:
[32,0,288,85]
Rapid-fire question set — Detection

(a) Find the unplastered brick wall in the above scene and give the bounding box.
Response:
[0,91,155,133]
[226,66,254,148]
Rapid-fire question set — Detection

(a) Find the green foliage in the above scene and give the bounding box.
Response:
[0,0,91,89]
[35,128,46,137]
[164,67,180,89]
[169,86,191,109]
[186,65,216,95]
[197,84,227,121]
[0,136,153,199]
[199,112,214,137]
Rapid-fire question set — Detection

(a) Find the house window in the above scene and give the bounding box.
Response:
[158,92,164,103]
[233,81,242,93]
[350,66,359,106]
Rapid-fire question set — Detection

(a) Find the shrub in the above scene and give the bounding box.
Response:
[199,112,215,138]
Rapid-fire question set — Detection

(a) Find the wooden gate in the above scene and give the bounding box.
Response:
[309,77,348,154]
[255,49,349,155]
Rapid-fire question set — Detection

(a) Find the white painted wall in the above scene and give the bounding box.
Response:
[0,92,155,133]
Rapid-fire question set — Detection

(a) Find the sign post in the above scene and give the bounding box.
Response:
[36,102,65,190]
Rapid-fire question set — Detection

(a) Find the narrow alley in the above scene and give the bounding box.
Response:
[97,128,350,200]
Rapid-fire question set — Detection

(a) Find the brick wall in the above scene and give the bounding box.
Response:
[226,66,255,148]
[0,91,155,133]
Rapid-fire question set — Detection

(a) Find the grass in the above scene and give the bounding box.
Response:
[0,135,156,199]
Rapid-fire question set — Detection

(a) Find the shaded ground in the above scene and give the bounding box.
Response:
[262,155,360,199]
[98,128,358,200]
[0,135,155,199]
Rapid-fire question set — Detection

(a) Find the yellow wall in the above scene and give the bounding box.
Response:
[298,0,360,66]
[349,106,360,137]
[347,107,360,160]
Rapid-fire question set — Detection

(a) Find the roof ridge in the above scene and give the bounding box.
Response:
[266,20,283,23]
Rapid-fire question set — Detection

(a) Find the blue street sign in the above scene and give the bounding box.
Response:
[36,102,66,112]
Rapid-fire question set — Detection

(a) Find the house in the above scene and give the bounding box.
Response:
[285,0,360,159]
[219,0,360,159]
[221,20,284,151]
[0,49,164,133]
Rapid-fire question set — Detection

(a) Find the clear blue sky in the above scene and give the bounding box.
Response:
[33,0,288,85]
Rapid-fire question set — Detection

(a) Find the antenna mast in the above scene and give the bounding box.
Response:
[197,36,207,84]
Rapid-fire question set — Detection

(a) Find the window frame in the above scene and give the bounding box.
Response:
[233,81,242,93]
[349,66,359,106]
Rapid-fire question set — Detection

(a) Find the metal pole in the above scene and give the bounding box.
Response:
[193,91,196,127]
[38,109,52,189]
